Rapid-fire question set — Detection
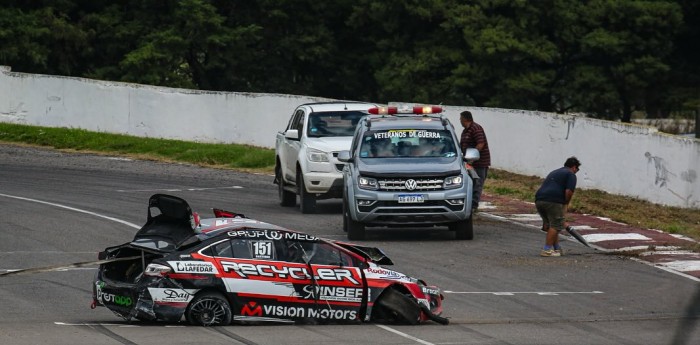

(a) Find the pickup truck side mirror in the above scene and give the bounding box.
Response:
[337,150,352,163]
[284,129,300,140]
[463,148,480,163]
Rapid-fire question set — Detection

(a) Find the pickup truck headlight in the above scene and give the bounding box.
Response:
[358,176,378,190]
[307,148,329,162]
[444,175,463,189]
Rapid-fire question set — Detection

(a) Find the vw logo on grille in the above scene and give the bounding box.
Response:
[405,179,417,190]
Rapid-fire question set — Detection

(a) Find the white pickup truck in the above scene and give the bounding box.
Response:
[274,101,377,213]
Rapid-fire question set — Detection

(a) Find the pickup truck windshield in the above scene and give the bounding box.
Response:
[359,129,458,158]
[307,111,366,137]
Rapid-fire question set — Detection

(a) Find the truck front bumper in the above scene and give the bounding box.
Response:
[349,189,472,226]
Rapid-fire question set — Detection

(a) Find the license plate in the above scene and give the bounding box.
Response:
[398,194,424,203]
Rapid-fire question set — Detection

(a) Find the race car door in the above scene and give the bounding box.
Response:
[284,238,366,323]
[208,236,364,323]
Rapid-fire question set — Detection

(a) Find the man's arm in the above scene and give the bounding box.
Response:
[563,189,575,215]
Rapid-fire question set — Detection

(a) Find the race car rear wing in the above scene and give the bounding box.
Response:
[129,194,198,252]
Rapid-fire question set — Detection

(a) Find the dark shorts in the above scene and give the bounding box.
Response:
[536,200,565,231]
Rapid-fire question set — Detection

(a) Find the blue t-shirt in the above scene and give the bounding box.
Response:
[535,167,577,204]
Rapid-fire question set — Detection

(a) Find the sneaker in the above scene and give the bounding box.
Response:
[540,249,561,257]
[554,248,564,256]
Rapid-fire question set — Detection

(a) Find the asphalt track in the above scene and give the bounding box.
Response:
[0,145,698,345]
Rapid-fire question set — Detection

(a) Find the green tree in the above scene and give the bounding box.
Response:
[578,0,682,122]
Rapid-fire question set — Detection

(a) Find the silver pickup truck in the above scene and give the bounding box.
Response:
[274,101,377,213]
[337,105,480,240]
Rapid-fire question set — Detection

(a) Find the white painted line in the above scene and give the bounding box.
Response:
[594,217,627,225]
[507,214,542,221]
[656,260,700,272]
[670,233,697,241]
[55,322,126,326]
[638,249,691,256]
[477,201,497,210]
[443,291,604,295]
[570,225,598,230]
[375,324,435,345]
[584,233,651,243]
[632,258,700,282]
[116,186,243,192]
[615,245,660,252]
[0,251,96,254]
[0,193,140,229]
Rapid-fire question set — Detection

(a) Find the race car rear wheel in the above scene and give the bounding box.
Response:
[297,171,317,214]
[185,292,232,326]
[276,163,296,207]
[450,216,474,240]
[375,288,420,325]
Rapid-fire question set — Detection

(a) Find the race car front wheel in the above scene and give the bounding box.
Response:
[375,288,420,325]
[185,292,232,326]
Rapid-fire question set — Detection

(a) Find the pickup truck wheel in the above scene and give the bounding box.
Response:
[450,216,474,240]
[277,165,296,207]
[297,171,316,214]
[342,197,349,232]
[346,203,365,240]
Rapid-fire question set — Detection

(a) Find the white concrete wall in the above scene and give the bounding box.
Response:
[0,66,332,148]
[1,66,698,209]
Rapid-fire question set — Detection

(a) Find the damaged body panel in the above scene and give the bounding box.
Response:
[93,194,446,326]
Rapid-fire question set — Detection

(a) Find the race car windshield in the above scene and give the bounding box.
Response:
[307,111,366,137]
[359,129,458,158]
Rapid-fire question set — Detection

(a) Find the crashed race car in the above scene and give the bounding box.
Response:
[92,194,447,326]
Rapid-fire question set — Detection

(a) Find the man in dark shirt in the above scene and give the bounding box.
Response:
[535,157,581,257]
[459,111,491,211]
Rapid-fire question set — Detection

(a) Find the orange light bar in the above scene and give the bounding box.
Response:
[412,105,442,114]
[368,107,398,115]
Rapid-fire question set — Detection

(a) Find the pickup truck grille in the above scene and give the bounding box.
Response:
[378,178,444,191]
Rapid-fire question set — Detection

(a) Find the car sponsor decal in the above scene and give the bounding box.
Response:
[226,229,317,241]
[364,266,409,281]
[220,260,360,285]
[245,304,357,320]
[148,288,198,303]
[95,281,132,307]
[168,261,219,274]
[241,301,263,316]
[221,278,365,305]
[302,285,365,302]
[421,286,440,296]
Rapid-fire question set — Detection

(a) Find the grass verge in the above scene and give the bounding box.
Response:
[2,122,699,243]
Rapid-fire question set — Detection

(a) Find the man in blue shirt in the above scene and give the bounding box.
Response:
[535,157,581,257]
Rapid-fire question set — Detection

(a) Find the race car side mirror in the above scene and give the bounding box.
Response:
[463,148,480,164]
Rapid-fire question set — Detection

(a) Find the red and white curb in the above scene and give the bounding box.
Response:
[478,200,700,282]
